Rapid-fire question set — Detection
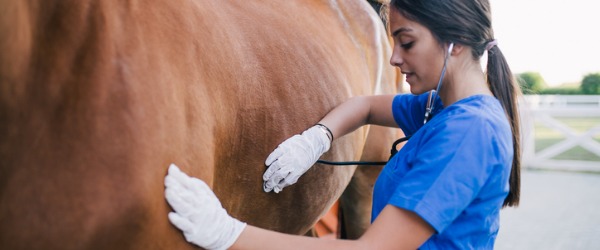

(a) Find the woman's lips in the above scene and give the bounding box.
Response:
[403,72,414,83]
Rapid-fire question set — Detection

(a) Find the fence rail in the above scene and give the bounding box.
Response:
[521,95,600,172]
[525,95,600,108]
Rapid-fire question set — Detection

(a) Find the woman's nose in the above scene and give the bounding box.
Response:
[390,48,403,68]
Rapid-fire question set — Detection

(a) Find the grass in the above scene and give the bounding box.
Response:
[533,117,600,161]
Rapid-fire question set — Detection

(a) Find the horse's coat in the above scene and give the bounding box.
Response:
[0,0,399,249]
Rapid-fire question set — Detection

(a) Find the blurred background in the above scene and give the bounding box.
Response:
[489,0,600,249]
[492,0,600,89]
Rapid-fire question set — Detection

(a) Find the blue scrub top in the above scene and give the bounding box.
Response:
[372,93,513,249]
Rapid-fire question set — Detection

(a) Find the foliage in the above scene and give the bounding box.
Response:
[539,87,581,95]
[517,72,547,94]
[580,73,600,94]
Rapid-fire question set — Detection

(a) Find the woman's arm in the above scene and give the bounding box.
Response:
[319,94,398,140]
[262,94,399,193]
[231,205,433,250]
[166,164,434,250]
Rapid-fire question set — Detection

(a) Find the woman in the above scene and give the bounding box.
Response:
[164,0,521,249]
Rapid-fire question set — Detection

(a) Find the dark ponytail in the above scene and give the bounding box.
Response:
[486,46,521,207]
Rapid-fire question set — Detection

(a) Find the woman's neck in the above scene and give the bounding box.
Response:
[438,61,492,107]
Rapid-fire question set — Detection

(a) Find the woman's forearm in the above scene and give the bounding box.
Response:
[230,205,433,250]
[318,95,397,140]
[231,225,367,250]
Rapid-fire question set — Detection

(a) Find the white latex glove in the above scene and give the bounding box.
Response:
[165,164,246,250]
[263,125,332,193]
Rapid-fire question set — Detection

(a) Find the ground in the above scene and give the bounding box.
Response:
[496,169,600,249]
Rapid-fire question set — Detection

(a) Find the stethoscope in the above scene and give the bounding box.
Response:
[317,43,454,166]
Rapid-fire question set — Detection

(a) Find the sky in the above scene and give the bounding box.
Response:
[490,0,600,86]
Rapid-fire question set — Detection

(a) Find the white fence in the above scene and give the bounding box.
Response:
[521,95,600,172]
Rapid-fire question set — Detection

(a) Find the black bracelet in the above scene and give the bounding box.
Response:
[315,123,334,142]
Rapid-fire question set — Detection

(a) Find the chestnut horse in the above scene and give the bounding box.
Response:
[0,0,399,249]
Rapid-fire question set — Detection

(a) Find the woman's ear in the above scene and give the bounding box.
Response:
[449,43,465,56]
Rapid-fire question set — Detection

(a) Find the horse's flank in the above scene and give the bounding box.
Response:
[0,1,398,249]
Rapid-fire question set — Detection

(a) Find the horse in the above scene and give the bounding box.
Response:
[0,0,400,249]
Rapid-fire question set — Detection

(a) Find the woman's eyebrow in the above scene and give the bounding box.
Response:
[392,27,413,38]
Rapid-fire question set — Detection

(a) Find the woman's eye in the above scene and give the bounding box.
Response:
[400,41,414,50]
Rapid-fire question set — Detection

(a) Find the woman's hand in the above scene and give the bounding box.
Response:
[165,164,246,250]
[262,125,331,193]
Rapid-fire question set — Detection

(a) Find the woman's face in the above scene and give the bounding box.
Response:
[389,7,446,95]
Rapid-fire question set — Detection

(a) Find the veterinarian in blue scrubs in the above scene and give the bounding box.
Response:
[164,0,522,249]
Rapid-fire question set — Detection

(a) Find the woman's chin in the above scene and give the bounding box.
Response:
[408,86,428,95]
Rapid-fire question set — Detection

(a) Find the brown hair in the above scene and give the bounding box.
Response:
[389,0,521,207]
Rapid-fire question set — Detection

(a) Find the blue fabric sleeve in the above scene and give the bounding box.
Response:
[392,93,443,136]
[388,116,502,233]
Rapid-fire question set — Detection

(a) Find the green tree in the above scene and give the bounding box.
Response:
[517,72,546,94]
[580,73,600,94]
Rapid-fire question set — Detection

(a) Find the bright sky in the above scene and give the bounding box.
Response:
[491,0,600,86]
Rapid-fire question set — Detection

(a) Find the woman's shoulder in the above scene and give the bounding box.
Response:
[427,95,511,138]
[441,95,506,122]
